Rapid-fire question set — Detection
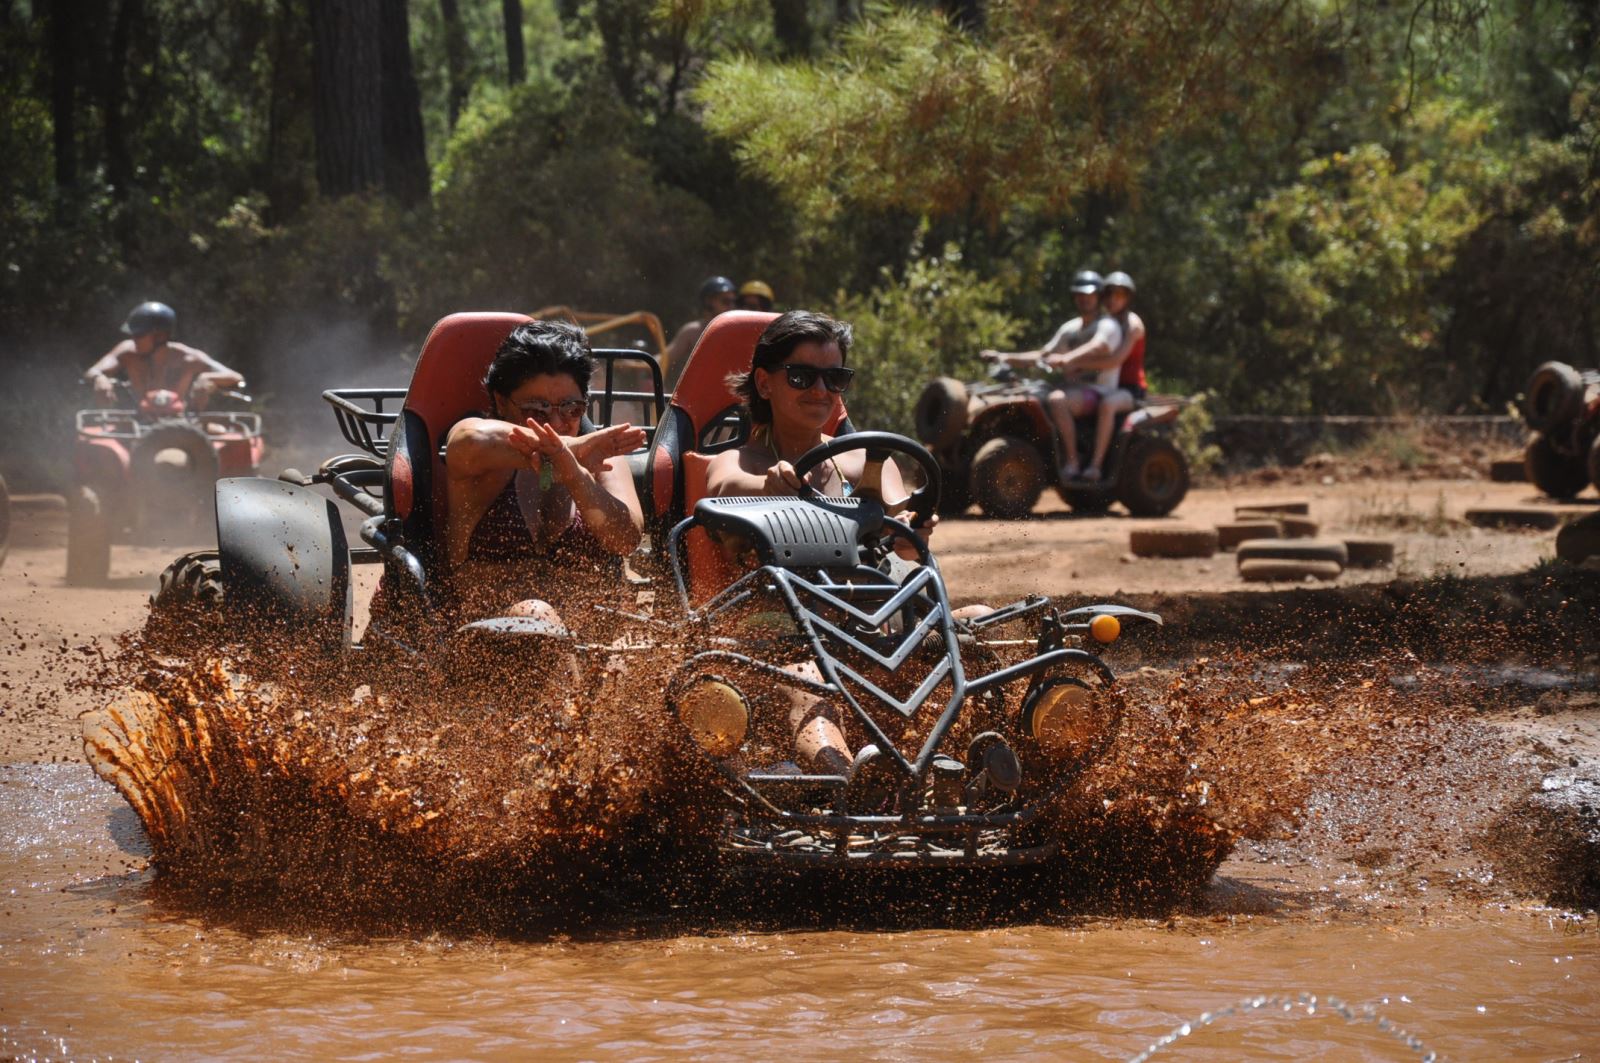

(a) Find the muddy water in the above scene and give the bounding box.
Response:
[3,764,1597,1061]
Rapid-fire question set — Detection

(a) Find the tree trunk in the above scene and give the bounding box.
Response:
[771,0,809,54]
[49,0,79,193]
[308,0,384,197]
[939,0,983,32]
[380,0,428,204]
[501,0,525,86]
[438,0,468,129]
[102,0,143,204]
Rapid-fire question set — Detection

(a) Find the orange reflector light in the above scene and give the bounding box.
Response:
[1090,614,1121,644]
[677,679,749,759]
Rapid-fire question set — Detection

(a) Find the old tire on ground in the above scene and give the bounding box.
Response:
[913,377,969,451]
[151,550,226,614]
[1278,515,1320,538]
[1239,558,1343,582]
[1343,537,1396,567]
[970,435,1045,519]
[1525,433,1589,500]
[1465,507,1564,530]
[1116,435,1189,517]
[1490,457,1528,483]
[1236,538,1350,566]
[1556,512,1600,563]
[1234,500,1310,517]
[1216,520,1281,549]
[1129,527,1218,559]
[1524,362,1585,434]
[0,473,9,570]
[66,484,112,586]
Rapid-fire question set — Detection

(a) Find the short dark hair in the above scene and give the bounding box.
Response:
[483,320,593,401]
[734,310,852,424]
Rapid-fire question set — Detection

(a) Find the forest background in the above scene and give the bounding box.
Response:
[1,0,1596,488]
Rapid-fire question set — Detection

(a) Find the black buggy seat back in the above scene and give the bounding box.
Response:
[386,311,532,566]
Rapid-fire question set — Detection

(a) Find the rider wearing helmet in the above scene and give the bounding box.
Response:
[664,276,740,390]
[979,269,1125,482]
[84,302,245,412]
[738,279,776,312]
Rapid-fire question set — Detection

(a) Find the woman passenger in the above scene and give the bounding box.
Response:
[443,320,645,629]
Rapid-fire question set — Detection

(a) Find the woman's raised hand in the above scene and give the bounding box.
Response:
[567,423,646,475]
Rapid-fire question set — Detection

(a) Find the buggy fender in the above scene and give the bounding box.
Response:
[1061,604,1163,628]
[215,476,352,648]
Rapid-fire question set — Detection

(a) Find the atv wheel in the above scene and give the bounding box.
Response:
[1236,538,1350,566]
[1524,362,1585,434]
[970,435,1045,519]
[1525,433,1589,499]
[67,484,111,586]
[1116,435,1189,517]
[913,377,969,450]
[151,550,225,614]
[132,420,219,543]
[0,473,9,570]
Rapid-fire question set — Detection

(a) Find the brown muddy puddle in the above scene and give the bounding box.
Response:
[5,704,1600,1063]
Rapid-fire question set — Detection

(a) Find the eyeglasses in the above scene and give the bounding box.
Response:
[778,364,855,394]
[515,397,587,422]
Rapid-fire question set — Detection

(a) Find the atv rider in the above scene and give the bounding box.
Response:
[1082,271,1146,482]
[443,320,645,629]
[664,276,739,392]
[84,302,245,412]
[979,270,1125,481]
[738,279,776,312]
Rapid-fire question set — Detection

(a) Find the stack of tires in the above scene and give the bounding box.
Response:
[1523,361,1600,500]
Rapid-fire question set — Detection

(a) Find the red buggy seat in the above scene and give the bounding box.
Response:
[643,310,852,601]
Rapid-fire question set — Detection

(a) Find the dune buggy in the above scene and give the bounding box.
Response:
[1522,360,1600,499]
[156,311,1158,867]
[913,367,1190,519]
[69,382,263,585]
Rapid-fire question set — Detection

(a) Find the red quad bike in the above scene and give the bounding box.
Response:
[1521,361,1600,500]
[150,311,1162,870]
[913,366,1191,519]
[68,383,263,585]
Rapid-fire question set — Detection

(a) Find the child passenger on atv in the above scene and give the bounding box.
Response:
[442,321,645,630]
[704,310,968,781]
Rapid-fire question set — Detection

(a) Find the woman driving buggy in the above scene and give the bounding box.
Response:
[704,310,977,782]
[442,320,645,631]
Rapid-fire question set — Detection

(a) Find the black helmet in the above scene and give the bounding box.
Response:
[697,276,737,303]
[1069,270,1104,295]
[122,301,176,337]
[1103,270,1136,294]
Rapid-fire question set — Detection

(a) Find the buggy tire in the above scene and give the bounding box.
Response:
[1239,558,1343,582]
[1236,538,1349,566]
[914,377,969,450]
[1556,511,1600,564]
[1129,527,1218,558]
[0,473,8,571]
[970,435,1045,519]
[1524,362,1585,434]
[1525,433,1588,500]
[151,550,226,614]
[1465,507,1563,530]
[1489,457,1527,483]
[1343,537,1396,567]
[1215,519,1281,549]
[66,484,111,586]
[1234,500,1310,517]
[1116,435,1189,517]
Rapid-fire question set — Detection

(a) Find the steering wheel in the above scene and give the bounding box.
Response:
[790,431,942,536]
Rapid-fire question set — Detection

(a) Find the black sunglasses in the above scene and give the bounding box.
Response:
[515,397,587,422]
[777,363,854,394]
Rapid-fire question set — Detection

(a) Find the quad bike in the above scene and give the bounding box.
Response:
[1521,361,1600,500]
[913,367,1190,518]
[148,311,1157,869]
[68,383,263,585]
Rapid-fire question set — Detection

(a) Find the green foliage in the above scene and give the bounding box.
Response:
[832,238,1020,434]
[1170,393,1222,478]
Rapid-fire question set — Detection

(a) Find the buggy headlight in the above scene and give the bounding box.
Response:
[676,677,749,759]
[1090,613,1121,644]
[1028,679,1106,760]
